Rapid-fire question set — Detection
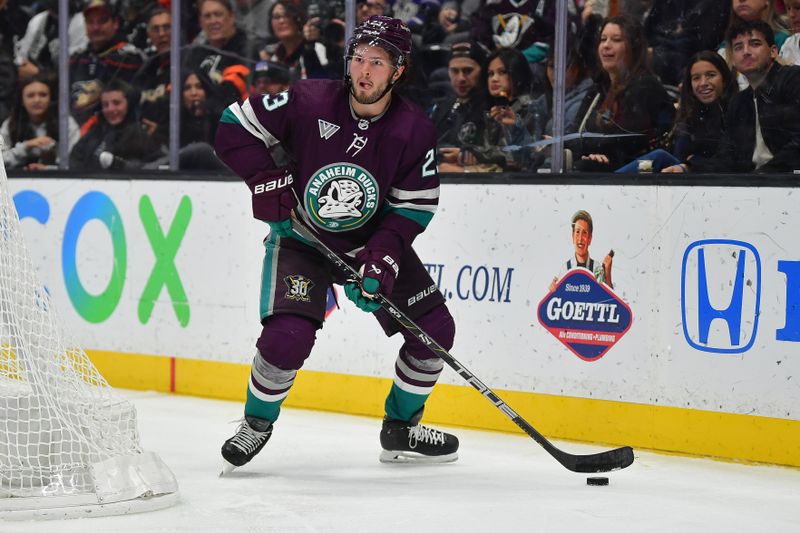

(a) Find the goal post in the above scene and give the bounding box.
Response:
[0,151,179,520]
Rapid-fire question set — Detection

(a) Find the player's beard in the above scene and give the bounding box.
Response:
[352,78,391,105]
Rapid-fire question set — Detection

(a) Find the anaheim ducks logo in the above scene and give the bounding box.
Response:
[305,163,379,231]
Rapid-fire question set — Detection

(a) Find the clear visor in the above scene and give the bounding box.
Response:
[345,35,404,68]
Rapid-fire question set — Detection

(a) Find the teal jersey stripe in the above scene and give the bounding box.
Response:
[385,384,428,422]
[381,204,434,228]
[245,387,283,422]
[220,107,241,125]
[259,237,280,320]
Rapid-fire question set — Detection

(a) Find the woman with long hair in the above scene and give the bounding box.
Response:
[661,51,739,172]
[617,50,738,172]
[175,70,228,170]
[1,75,79,169]
[573,15,675,172]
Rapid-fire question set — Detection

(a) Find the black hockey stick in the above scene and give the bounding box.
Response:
[289,214,634,473]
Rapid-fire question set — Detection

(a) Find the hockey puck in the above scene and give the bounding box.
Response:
[586,476,609,486]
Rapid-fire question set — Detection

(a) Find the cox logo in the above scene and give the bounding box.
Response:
[14,190,192,326]
[681,239,761,354]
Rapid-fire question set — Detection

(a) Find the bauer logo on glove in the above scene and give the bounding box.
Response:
[253,173,293,195]
[245,168,297,222]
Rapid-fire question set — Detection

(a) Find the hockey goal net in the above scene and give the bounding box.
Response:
[0,153,178,519]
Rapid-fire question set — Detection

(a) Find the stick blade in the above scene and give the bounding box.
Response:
[560,445,635,473]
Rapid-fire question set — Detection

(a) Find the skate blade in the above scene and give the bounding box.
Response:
[379,449,458,464]
[220,460,238,477]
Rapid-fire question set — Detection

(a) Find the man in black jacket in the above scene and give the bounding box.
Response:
[688,19,800,173]
[429,41,487,171]
[69,0,144,125]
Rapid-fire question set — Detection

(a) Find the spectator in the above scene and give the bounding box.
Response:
[69,0,145,125]
[660,51,739,172]
[135,7,172,142]
[683,19,800,173]
[261,0,333,81]
[721,0,790,90]
[357,0,388,25]
[572,15,675,172]
[70,78,163,170]
[730,0,790,50]
[618,51,738,173]
[250,60,292,96]
[644,0,731,87]
[424,1,470,44]
[443,47,536,172]
[480,47,537,170]
[184,0,254,105]
[779,0,800,64]
[525,37,595,169]
[181,71,221,144]
[175,70,228,169]
[431,41,488,169]
[143,5,172,57]
[1,75,80,170]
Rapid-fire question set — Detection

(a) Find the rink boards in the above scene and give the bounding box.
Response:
[7,177,800,467]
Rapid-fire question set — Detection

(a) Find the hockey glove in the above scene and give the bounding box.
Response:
[344,250,399,313]
[245,168,296,223]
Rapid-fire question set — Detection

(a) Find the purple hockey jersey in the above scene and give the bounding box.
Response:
[215,79,440,263]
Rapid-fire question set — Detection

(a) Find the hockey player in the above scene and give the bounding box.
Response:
[214,15,459,472]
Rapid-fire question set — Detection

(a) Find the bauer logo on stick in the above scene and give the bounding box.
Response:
[537,269,633,361]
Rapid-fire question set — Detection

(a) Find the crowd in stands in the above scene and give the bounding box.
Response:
[1,0,800,173]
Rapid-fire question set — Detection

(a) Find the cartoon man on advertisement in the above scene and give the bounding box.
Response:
[539,209,630,362]
[549,210,613,292]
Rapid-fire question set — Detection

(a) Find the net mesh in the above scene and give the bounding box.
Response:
[0,164,140,500]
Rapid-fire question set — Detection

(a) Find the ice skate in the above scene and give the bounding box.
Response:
[379,418,459,463]
[220,416,273,475]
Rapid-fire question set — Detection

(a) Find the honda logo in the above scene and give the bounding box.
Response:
[681,239,761,354]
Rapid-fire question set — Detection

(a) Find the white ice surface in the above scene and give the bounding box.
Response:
[3,391,799,533]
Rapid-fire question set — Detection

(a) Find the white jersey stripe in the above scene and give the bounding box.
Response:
[251,368,295,392]
[228,101,281,148]
[248,377,291,402]
[396,357,442,384]
[388,186,440,200]
[386,200,438,213]
[393,375,435,395]
[241,99,281,147]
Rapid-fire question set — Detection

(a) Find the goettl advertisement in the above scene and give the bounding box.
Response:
[537,209,633,361]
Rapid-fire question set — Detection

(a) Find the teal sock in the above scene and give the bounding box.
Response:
[244,387,284,423]
[384,384,428,422]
